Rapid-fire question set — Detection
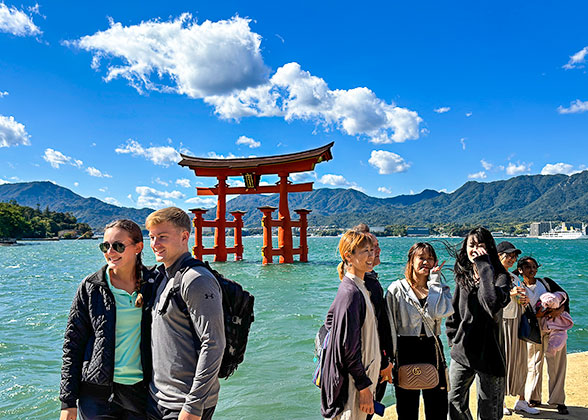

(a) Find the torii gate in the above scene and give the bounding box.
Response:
[178,142,334,263]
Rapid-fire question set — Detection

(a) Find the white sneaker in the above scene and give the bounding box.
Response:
[514,400,540,415]
[503,405,512,415]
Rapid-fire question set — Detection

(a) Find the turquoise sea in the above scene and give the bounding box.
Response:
[1,236,587,419]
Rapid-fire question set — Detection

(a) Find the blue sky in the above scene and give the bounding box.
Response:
[1,1,587,210]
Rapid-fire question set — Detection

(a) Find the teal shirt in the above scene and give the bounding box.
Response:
[106,270,143,385]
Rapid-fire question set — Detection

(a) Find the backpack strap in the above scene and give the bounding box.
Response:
[157,258,204,317]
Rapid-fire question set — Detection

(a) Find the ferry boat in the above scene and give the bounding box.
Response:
[538,222,588,240]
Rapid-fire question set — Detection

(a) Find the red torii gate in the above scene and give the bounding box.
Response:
[178,142,334,263]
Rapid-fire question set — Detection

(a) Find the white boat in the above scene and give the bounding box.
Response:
[538,222,588,240]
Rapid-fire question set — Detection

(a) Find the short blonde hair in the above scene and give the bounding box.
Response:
[337,230,372,279]
[145,207,192,233]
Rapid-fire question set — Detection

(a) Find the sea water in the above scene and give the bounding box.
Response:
[0,237,587,419]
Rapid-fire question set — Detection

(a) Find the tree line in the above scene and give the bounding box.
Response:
[0,201,93,239]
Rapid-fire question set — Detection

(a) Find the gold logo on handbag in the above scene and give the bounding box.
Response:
[412,367,422,375]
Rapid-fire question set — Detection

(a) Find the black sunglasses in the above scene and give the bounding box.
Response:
[99,241,127,253]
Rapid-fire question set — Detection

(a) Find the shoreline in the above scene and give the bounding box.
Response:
[380,351,588,420]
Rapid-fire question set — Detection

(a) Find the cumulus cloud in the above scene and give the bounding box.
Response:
[135,186,185,209]
[86,166,112,178]
[290,171,316,182]
[540,162,581,175]
[557,99,588,114]
[368,150,410,174]
[465,112,472,117]
[0,91,8,97]
[207,62,422,143]
[154,177,169,186]
[434,107,451,113]
[236,135,260,148]
[460,138,466,150]
[185,196,217,208]
[480,159,493,170]
[319,174,350,186]
[176,178,191,188]
[378,186,392,194]
[0,115,31,147]
[563,46,588,69]
[207,151,245,159]
[468,171,487,179]
[67,15,268,97]
[43,148,82,168]
[506,162,531,175]
[115,139,181,166]
[70,14,422,144]
[104,197,122,206]
[0,3,41,36]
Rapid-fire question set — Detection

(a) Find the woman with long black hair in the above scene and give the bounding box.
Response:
[59,219,157,420]
[446,227,511,420]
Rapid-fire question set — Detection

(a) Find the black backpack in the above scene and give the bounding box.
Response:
[158,258,255,379]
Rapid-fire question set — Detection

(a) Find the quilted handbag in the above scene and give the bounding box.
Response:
[397,362,440,390]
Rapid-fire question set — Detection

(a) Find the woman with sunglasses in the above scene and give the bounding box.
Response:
[60,219,157,420]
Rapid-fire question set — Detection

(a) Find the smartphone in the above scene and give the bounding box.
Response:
[373,400,385,416]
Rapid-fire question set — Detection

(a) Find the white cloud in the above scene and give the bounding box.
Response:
[468,171,487,179]
[0,178,9,184]
[290,171,316,182]
[104,197,122,206]
[557,99,588,114]
[185,196,217,208]
[86,166,112,178]
[154,177,169,186]
[98,187,107,192]
[540,162,580,175]
[506,162,531,175]
[460,138,466,150]
[43,148,81,168]
[0,91,8,97]
[176,178,191,188]
[135,186,185,209]
[0,3,41,37]
[74,182,79,187]
[378,186,392,194]
[115,139,181,166]
[368,150,410,174]
[236,135,260,148]
[207,62,423,143]
[207,151,244,159]
[319,174,350,186]
[563,46,588,69]
[69,14,422,144]
[68,15,268,97]
[465,112,472,117]
[434,107,451,113]
[481,159,493,170]
[0,115,31,147]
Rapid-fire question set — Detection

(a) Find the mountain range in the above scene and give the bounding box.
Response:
[1,170,587,229]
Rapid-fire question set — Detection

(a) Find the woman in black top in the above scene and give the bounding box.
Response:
[446,227,511,420]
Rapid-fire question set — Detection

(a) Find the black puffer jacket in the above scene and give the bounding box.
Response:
[59,265,159,409]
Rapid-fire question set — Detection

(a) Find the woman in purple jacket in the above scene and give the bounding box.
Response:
[320,230,389,420]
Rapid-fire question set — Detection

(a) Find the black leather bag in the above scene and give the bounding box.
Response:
[518,305,542,344]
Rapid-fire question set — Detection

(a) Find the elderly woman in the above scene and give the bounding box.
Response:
[496,241,538,415]
[517,256,570,415]
[320,230,388,420]
[385,242,453,420]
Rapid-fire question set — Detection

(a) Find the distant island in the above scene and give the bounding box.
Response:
[0,200,93,240]
[1,170,587,236]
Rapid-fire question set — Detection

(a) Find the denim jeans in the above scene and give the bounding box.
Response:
[447,359,505,420]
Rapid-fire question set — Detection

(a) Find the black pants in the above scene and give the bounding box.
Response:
[78,382,147,420]
[147,393,216,420]
[394,335,448,420]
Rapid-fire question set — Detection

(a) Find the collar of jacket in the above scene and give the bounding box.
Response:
[85,265,109,287]
[399,278,427,307]
[164,252,192,280]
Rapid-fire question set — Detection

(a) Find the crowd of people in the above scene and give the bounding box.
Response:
[58,211,572,420]
[319,225,572,420]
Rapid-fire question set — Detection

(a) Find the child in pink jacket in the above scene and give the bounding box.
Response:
[536,292,573,356]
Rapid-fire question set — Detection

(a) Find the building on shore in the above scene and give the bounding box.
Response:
[406,226,430,237]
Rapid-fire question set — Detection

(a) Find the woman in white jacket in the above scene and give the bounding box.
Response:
[385,242,453,420]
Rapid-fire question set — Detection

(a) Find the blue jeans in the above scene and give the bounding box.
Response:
[447,359,505,420]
